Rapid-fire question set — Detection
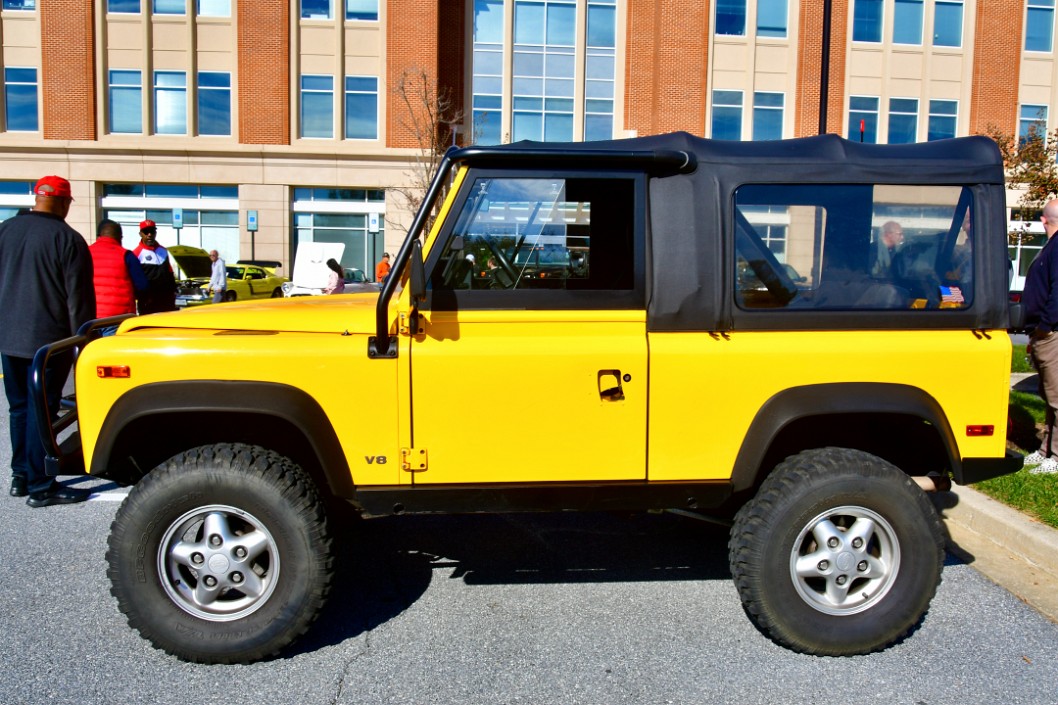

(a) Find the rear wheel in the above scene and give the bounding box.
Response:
[107,444,333,664]
[729,447,944,655]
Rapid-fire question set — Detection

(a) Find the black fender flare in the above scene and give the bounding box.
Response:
[730,382,960,491]
[91,381,353,498]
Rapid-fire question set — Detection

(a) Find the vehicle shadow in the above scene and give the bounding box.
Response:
[288,510,732,657]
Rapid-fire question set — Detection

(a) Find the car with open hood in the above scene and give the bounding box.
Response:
[170,245,288,305]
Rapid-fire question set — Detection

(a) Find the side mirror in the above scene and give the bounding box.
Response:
[409,239,426,303]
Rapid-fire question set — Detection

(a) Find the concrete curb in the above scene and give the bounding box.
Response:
[940,485,1058,623]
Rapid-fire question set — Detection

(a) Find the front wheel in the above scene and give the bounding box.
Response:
[729,447,944,655]
[224,291,237,302]
[107,444,333,664]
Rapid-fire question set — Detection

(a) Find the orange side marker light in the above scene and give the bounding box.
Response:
[97,366,131,378]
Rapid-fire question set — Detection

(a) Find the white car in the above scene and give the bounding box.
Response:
[282,242,379,296]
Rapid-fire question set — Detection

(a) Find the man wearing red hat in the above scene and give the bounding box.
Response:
[0,175,96,507]
[132,218,177,313]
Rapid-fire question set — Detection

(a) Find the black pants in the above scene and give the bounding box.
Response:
[2,352,71,494]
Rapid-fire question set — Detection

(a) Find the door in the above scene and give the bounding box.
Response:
[408,172,648,485]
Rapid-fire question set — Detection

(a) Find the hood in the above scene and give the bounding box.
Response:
[121,291,382,335]
[292,241,346,289]
[169,245,213,279]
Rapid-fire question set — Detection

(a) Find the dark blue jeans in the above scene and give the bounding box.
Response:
[2,352,72,494]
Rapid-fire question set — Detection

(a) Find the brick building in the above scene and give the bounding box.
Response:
[0,0,1049,280]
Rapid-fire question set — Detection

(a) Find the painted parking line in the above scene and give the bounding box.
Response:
[89,492,129,502]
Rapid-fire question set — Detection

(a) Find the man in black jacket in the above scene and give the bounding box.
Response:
[0,176,96,506]
[1023,197,1058,475]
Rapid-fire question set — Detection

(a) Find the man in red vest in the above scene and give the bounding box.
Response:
[90,219,148,318]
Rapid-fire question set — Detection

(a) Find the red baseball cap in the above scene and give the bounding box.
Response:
[34,175,73,200]
[139,219,156,231]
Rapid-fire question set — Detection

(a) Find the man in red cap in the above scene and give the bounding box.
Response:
[132,218,177,313]
[0,175,96,507]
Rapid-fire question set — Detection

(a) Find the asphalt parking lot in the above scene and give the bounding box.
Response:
[1,478,1057,705]
[1,391,1057,704]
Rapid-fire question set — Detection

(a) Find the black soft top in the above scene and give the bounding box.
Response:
[454,131,1005,186]
[447,132,1008,332]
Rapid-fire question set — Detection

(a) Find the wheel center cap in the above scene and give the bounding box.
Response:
[208,554,230,574]
[836,551,855,572]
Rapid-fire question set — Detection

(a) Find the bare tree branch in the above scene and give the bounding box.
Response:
[391,67,464,235]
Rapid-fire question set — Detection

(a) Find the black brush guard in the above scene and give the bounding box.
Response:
[29,314,137,476]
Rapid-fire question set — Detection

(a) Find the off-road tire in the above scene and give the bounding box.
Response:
[107,443,333,664]
[728,447,944,656]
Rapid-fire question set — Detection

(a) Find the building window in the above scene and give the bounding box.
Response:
[301,75,334,138]
[715,0,746,36]
[2,1,35,9]
[887,98,918,144]
[848,96,879,143]
[107,0,140,12]
[301,0,331,19]
[927,99,957,141]
[472,0,504,144]
[511,0,576,142]
[757,0,787,38]
[109,70,142,134]
[345,76,378,140]
[346,0,377,20]
[293,188,386,277]
[712,90,743,141]
[852,0,882,42]
[197,71,231,136]
[893,0,923,44]
[4,68,38,132]
[471,0,616,144]
[0,182,34,224]
[933,0,962,47]
[752,92,783,141]
[584,0,615,141]
[1020,104,1048,145]
[197,0,229,16]
[154,71,187,135]
[1027,0,1055,52]
[153,0,185,14]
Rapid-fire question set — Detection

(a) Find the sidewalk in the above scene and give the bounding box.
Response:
[937,371,1058,623]
[939,486,1058,623]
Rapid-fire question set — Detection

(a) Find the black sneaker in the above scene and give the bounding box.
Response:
[26,484,91,508]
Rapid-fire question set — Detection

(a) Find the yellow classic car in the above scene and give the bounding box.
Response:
[170,245,288,305]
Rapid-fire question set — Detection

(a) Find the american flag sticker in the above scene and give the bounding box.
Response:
[939,285,964,304]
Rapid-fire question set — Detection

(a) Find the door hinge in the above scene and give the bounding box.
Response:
[401,447,428,472]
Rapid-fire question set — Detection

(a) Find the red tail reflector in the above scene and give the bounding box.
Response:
[965,425,994,437]
[97,366,131,378]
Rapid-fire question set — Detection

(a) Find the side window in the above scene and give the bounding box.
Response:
[430,176,636,296]
[734,184,973,311]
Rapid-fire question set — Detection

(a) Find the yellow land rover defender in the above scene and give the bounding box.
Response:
[33,132,1021,663]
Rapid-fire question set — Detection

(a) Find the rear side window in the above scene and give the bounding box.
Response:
[734,184,973,311]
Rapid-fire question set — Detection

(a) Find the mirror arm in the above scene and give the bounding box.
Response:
[369,149,456,359]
